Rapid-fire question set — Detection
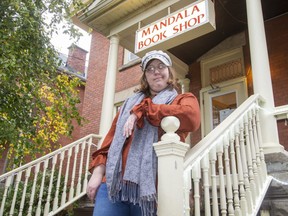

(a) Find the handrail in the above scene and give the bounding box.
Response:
[184,94,264,168]
[1,93,275,216]
[0,134,101,180]
[0,134,102,216]
[182,93,271,216]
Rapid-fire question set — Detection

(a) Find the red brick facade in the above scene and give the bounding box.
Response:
[67,44,88,74]
[188,62,202,146]
[265,15,288,149]
[79,32,110,137]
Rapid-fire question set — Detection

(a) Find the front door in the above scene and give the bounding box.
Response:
[200,77,248,137]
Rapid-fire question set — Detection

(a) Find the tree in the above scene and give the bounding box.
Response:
[0,0,88,167]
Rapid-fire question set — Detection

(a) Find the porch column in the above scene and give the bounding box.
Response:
[246,0,283,153]
[153,116,189,215]
[178,78,190,94]
[99,35,119,138]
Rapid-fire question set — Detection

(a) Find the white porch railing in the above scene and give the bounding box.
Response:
[0,134,101,216]
[154,94,272,216]
[0,94,274,216]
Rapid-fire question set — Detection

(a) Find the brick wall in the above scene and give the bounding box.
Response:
[265,14,288,107]
[116,48,142,93]
[79,32,110,137]
[265,14,288,149]
[67,44,88,74]
[188,62,202,146]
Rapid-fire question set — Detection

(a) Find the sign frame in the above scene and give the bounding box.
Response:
[135,0,216,55]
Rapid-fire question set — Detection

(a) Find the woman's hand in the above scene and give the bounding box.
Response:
[123,113,137,137]
[86,164,105,202]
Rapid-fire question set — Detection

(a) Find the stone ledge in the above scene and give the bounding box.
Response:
[260,150,288,215]
[265,151,288,173]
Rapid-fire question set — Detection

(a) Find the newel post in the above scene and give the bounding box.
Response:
[153,116,190,216]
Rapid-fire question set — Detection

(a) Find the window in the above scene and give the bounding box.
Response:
[123,49,139,65]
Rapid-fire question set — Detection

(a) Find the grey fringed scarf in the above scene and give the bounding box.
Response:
[106,88,178,216]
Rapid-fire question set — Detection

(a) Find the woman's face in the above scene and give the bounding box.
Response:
[145,59,170,96]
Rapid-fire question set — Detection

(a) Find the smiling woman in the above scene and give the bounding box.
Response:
[86,50,201,216]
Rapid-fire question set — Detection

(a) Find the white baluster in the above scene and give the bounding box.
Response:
[192,163,201,216]
[44,155,57,215]
[69,144,79,201]
[248,109,260,196]
[252,107,264,186]
[77,141,86,195]
[223,133,235,216]
[229,127,244,216]
[0,175,12,216]
[36,159,49,216]
[239,119,253,213]
[183,170,192,216]
[28,163,40,216]
[83,137,93,193]
[243,113,256,206]
[53,151,64,211]
[209,147,219,216]
[61,148,72,205]
[19,167,31,216]
[201,155,211,216]
[217,141,227,216]
[9,171,22,216]
[255,105,268,179]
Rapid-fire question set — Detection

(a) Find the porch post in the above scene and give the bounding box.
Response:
[178,78,190,94]
[153,116,189,216]
[246,0,283,153]
[99,35,119,137]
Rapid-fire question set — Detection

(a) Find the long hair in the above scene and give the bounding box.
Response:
[136,66,178,97]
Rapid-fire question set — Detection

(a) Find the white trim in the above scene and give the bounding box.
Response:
[123,49,139,65]
[208,89,238,130]
[200,47,245,87]
[274,105,288,120]
[114,85,140,104]
[200,76,248,137]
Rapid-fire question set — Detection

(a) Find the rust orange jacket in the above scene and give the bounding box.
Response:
[89,92,200,175]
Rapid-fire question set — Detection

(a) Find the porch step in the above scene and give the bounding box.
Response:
[73,207,93,216]
[72,195,94,216]
[259,152,288,216]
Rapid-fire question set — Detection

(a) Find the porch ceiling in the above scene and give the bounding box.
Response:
[77,0,288,65]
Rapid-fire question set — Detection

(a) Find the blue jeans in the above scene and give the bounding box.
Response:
[93,183,142,216]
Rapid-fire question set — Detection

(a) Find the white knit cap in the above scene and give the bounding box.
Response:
[140,50,172,72]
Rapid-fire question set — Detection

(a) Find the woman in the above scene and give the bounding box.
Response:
[87,50,200,216]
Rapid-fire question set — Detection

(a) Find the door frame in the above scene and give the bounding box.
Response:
[200,76,248,138]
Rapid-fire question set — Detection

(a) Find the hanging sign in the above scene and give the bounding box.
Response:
[135,0,215,54]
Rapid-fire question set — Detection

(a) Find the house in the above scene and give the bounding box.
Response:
[72,0,288,215]
[1,0,288,215]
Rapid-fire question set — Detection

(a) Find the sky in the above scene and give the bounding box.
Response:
[50,26,92,55]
